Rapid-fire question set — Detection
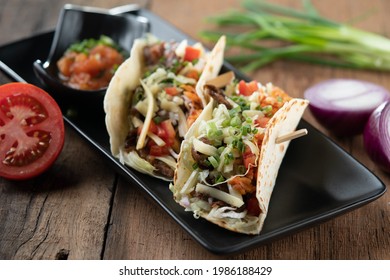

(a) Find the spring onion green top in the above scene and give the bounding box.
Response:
[201,0,390,72]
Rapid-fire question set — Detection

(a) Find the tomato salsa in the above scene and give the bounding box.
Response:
[57,35,125,91]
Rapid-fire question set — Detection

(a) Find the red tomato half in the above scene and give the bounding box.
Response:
[0,83,65,180]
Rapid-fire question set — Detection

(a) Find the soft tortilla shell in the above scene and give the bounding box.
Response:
[173,98,309,234]
[254,98,309,234]
[196,36,225,107]
[104,39,146,156]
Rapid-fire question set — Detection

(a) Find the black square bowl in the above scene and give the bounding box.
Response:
[33,4,149,110]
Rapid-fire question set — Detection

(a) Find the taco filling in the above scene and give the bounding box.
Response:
[123,40,206,178]
[104,36,226,181]
[171,76,309,234]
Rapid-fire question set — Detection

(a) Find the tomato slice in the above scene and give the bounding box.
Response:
[0,83,65,180]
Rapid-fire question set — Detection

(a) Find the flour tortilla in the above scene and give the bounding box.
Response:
[171,98,309,234]
[195,36,226,107]
[104,38,146,157]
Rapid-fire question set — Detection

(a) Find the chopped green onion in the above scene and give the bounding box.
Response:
[208,156,220,168]
[215,174,226,183]
[241,124,252,136]
[245,117,253,124]
[132,87,145,106]
[217,146,226,154]
[231,95,250,110]
[229,106,242,117]
[230,116,242,127]
[68,35,119,54]
[201,0,390,73]
[153,116,165,124]
[222,119,231,127]
[224,152,234,164]
[192,58,200,65]
[232,138,245,152]
[207,122,223,139]
[261,105,272,114]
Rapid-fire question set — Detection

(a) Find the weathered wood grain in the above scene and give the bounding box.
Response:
[0,121,115,259]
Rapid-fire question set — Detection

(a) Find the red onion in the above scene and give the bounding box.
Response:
[304,79,390,137]
[363,101,390,173]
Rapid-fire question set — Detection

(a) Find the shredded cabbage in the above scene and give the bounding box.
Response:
[145,68,168,87]
[131,116,143,128]
[208,206,247,219]
[147,132,166,146]
[167,72,197,85]
[192,138,218,156]
[180,169,199,194]
[120,150,155,175]
[228,184,243,200]
[155,156,176,170]
[175,39,187,57]
[136,80,156,150]
[195,183,244,208]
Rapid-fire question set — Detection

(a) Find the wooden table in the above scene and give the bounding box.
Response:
[0,0,389,260]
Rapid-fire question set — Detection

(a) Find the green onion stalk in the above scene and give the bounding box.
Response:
[200,0,390,73]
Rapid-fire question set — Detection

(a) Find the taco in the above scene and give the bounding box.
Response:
[170,77,309,234]
[104,35,226,180]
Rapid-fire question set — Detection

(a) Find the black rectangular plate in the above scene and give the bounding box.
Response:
[0,9,386,255]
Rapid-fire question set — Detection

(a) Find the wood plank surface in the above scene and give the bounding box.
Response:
[0,0,389,260]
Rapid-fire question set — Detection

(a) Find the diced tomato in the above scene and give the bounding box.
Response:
[57,54,75,77]
[255,133,265,147]
[184,46,201,62]
[183,89,202,105]
[149,143,170,156]
[185,69,200,80]
[57,45,124,90]
[246,195,261,216]
[138,120,176,147]
[254,117,270,128]
[159,120,176,146]
[238,80,259,96]
[243,145,256,169]
[229,176,255,195]
[187,108,202,127]
[72,53,104,76]
[165,87,179,96]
